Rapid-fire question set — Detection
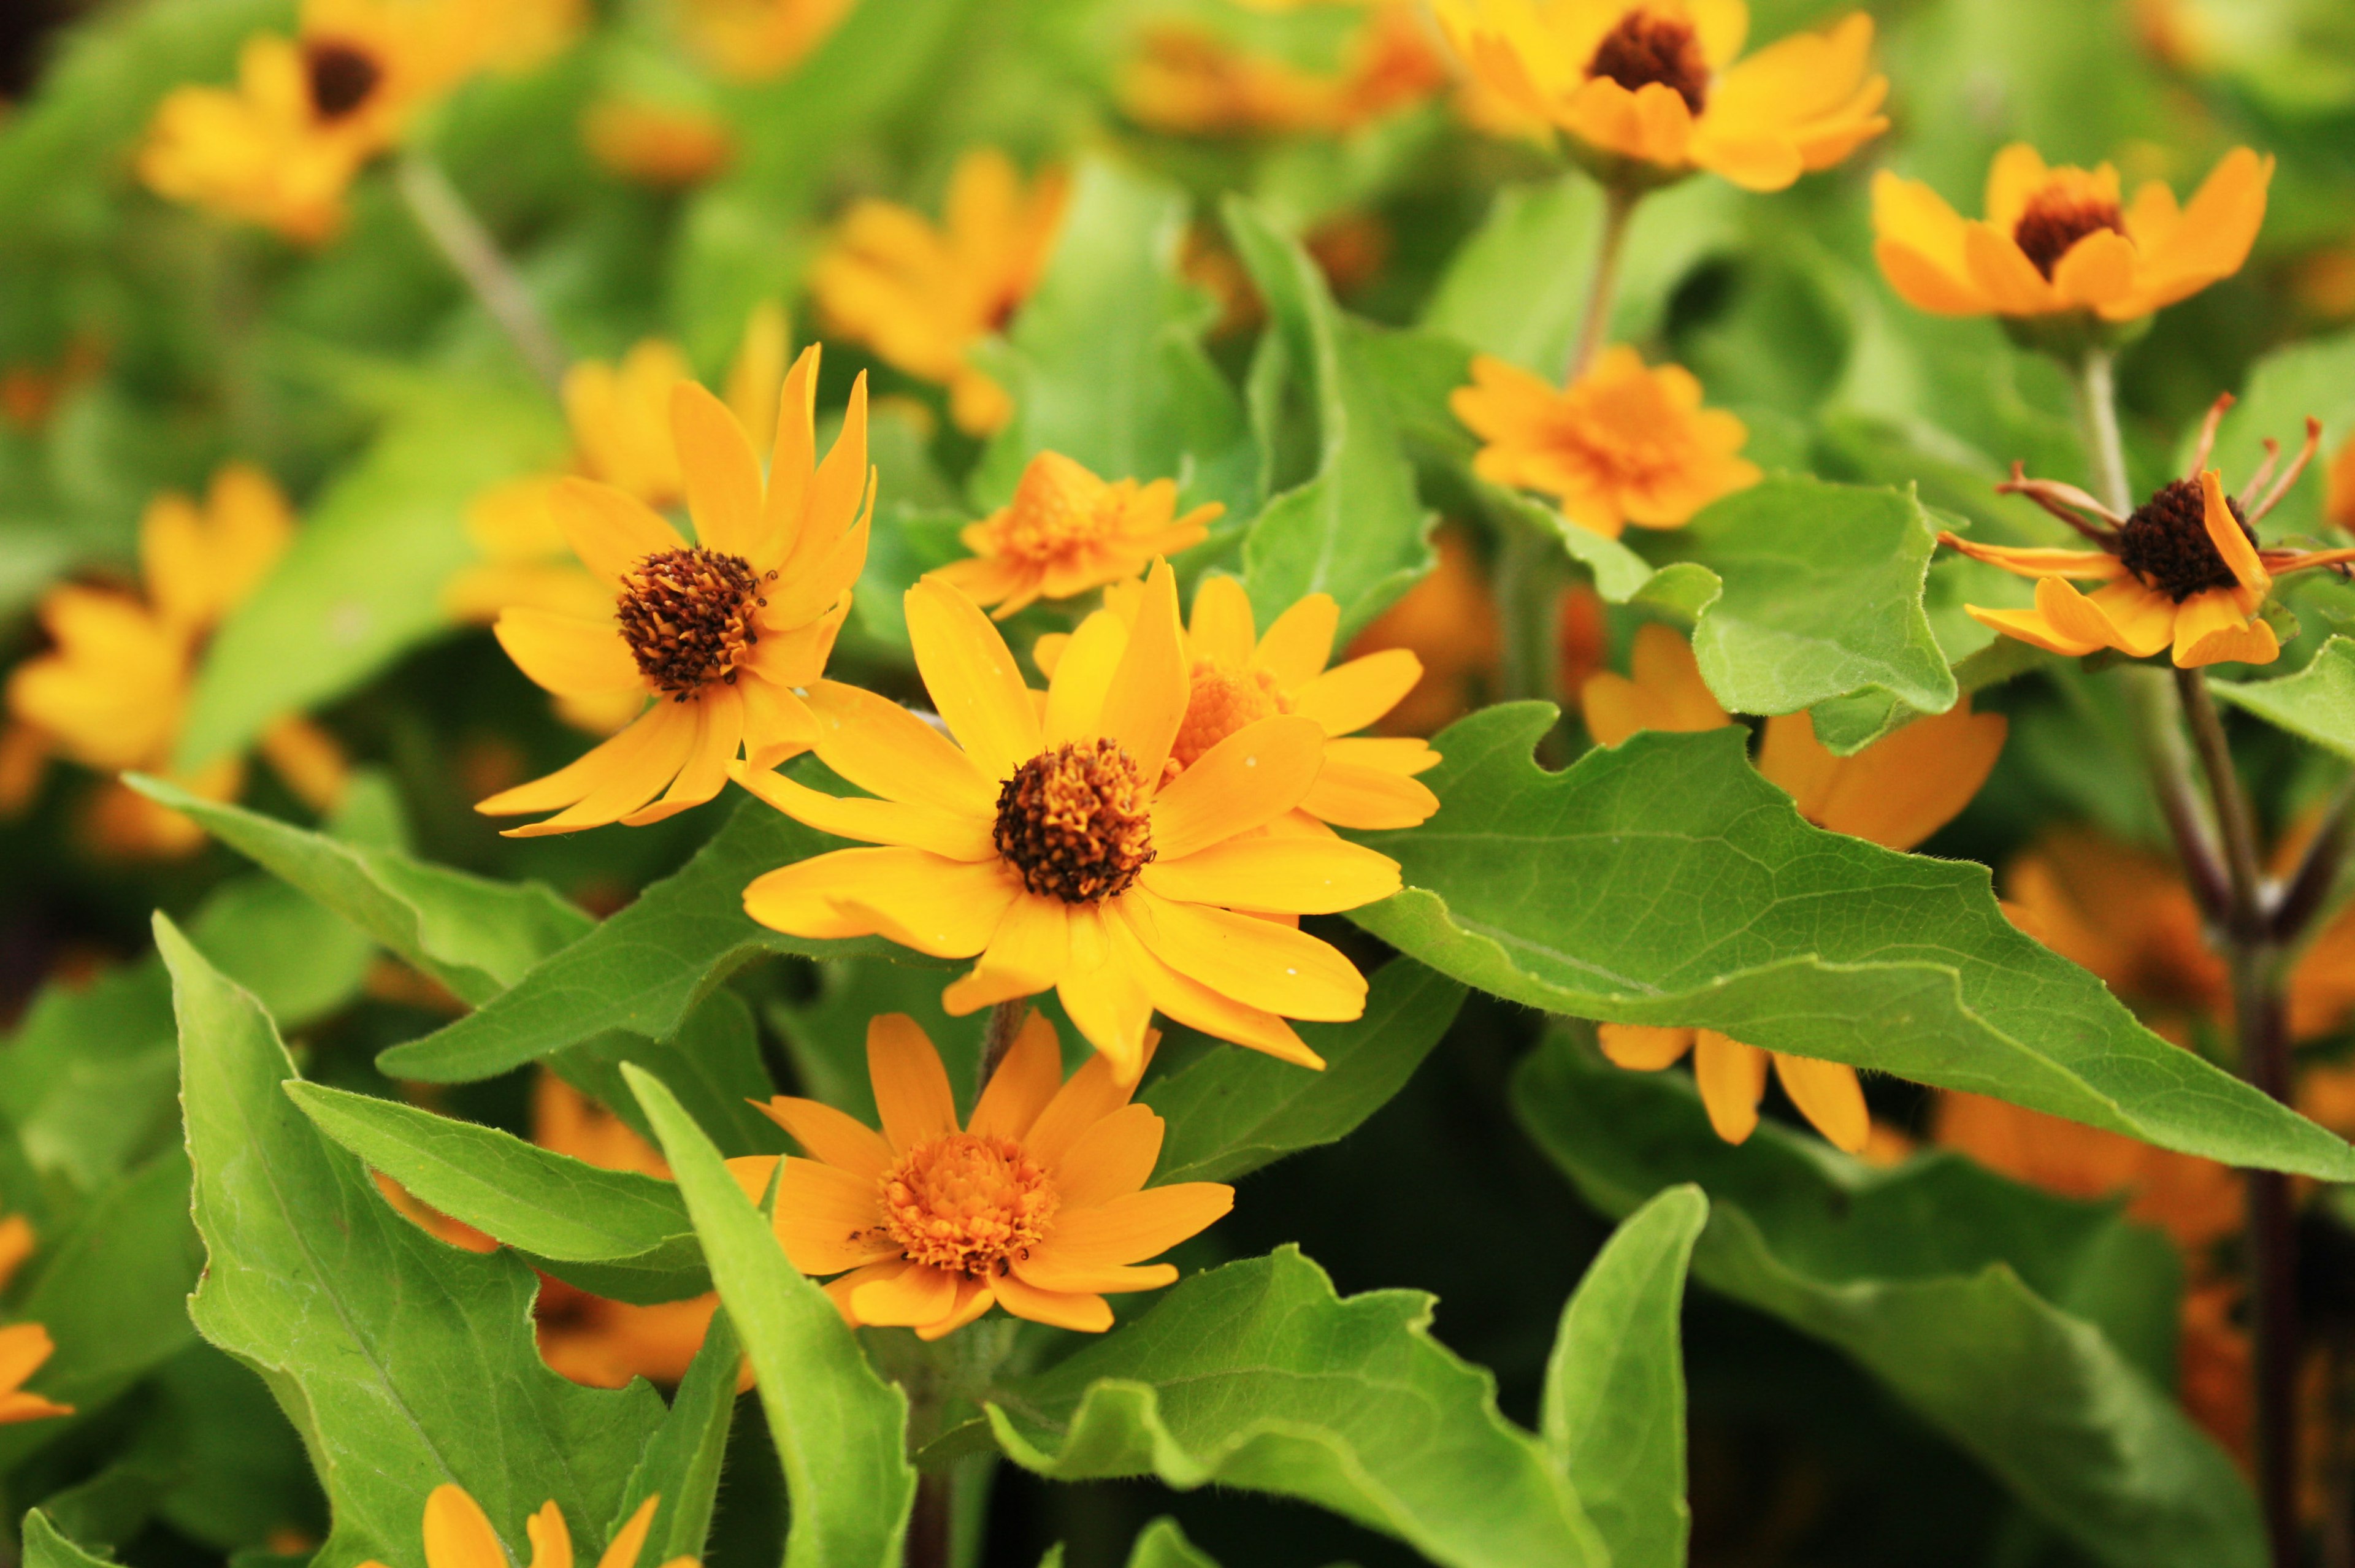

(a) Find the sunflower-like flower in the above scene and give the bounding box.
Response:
[936,451,1221,619]
[474,346,872,836]
[809,148,1068,436]
[736,564,1400,1079]
[1579,625,2007,1150]
[1452,346,1760,538]
[1434,0,1886,190]
[1123,4,1449,136]
[676,0,859,81]
[1874,145,2272,324]
[356,1486,681,1568]
[0,1215,70,1427]
[1033,573,1440,830]
[742,1011,1232,1337]
[1940,397,2355,669]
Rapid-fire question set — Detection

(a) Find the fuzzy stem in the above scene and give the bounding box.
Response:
[1568,182,1641,380]
[396,152,569,395]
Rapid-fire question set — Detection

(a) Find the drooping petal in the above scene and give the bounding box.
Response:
[1121,890,1367,1022]
[2172,589,2279,668]
[1771,1052,1870,1153]
[733,765,995,859]
[621,684,745,826]
[914,1276,998,1342]
[1692,1030,1766,1144]
[1106,908,1324,1070]
[1599,1023,1696,1071]
[1054,910,1157,1080]
[850,1260,960,1327]
[1934,533,2128,580]
[867,1012,960,1152]
[496,702,701,835]
[1757,703,2008,852]
[989,1269,1113,1332]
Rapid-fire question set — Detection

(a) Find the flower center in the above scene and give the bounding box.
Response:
[615,547,769,698]
[994,452,1117,560]
[2115,476,2254,602]
[304,40,383,121]
[1586,10,1709,115]
[1170,661,1287,771]
[992,738,1155,903]
[881,1132,1059,1276]
[2011,186,2126,280]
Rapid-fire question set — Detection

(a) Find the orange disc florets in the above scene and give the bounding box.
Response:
[881,1133,1059,1276]
[1170,660,1289,770]
[990,452,1122,561]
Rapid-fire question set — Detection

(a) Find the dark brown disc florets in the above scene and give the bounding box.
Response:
[304,40,383,121]
[616,547,768,698]
[2116,477,2254,601]
[992,740,1154,904]
[2012,188,2126,280]
[1587,10,1710,115]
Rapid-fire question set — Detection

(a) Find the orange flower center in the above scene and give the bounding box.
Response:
[1170,660,1289,770]
[304,39,383,121]
[615,546,769,698]
[2116,477,2253,602]
[992,454,1117,561]
[881,1132,1059,1276]
[2012,186,2126,280]
[992,738,1155,903]
[1587,10,1709,115]
[1547,388,1688,492]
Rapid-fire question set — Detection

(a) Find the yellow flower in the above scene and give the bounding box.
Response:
[356,1486,681,1568]
[676,0,859,82]
[1451,346,1760,538]
[935,451,1221,619]
[474,346,872,836]
[1939,402,2353,668]
[1873,145,2272,323]
[6,463,346,856]
[1122,4,1449,136]
[1433,0,1887,190]
[1579,625,2007,1150]
[739,1011,1232,1337]
[582,100,734,188]
[1033,572,1441,830]
[0,1216,71,1428]
[736,563,1401,1079]
[809,148,1068,436]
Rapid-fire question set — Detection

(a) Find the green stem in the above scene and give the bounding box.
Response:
[396,152,569,395]
[976,1000,1025,1092]
[1567,182,1641,380]
[2075,345,2132,516]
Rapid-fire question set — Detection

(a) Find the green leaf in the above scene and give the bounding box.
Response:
[161,914,667,1568]
[611,1308,740,1563]
[285,1081,704,1305]
[967,1246,1605,1568]
[20,1511,118,1568]
[624,1065,915,1568]
[1124,1518,1221,1568]
[2210,635,2355,760]
[1515,1033,2257,1568]
[1144,959,1465,1185]
[1350,705,2355,1179]
[552,989,784,1162]
[1544,1185,1706,1568]
[175,381,567,771]
[185,874,375,1030]
[379,796,897,1082]
[1228,199,1434,642]
[2183,332,2355,540]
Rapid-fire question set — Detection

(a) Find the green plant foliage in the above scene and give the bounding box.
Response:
[2186,329,2355,539]
[611,1309,741,1564]
[20,1512,116,1568]
[1122,1518,1222,1568]
[2211,634,2355,759]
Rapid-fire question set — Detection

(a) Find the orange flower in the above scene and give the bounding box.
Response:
[1874,145,2272,323]
[676,0,859,82]
[935,451,1220,619]
[1580,625,2006,1150]
[740,1012,1231,1337]
[356,1486,681,1568]
[582,99,734,188]
[2326,430,2355,534]
[1451,346,1759,538]
[1123,4,1448,136]
[1343,523,1502,736]
[808,148,1068,435]
[0,1215,71,1427]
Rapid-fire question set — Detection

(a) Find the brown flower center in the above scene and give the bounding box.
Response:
[2116,477,2254,601]
[615,547,768,698]
[2012,187,2126,280]
[1586,10,1709,115]
[304,40,383,121]
[992,739,1154,903]
[1170,662,1288,771]
[881,1133,1059,1276]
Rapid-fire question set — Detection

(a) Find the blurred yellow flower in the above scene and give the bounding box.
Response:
[740,1011,1232,1337]
[810,148,1068,435]
[1874,145,2272,323]
[676,0,859,81]
[1123,4,1449,136]
[1434,0,1886,189]
[935,450,1220,619]
[1580,625,2007,1150]
[355,1487,680,1568]
[0,1217,70,1428]
[583,99,734,188]
[1451,346,1759,538]
[1342,523,1501,736]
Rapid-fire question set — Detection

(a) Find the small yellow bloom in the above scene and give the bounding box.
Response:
[356,1486,683,1568]
[474,346,873,836]
[1434,0,1887,189]
[0,1217,71,1428]
[1451,346,1759,538]
[1579,624,2007,1150]
[737,1011,1232,1337]
[1873,145,2272,323]
[936,451,1221,619]
[736,563,1401,1078]
[1122,4,1449,136]
[582,99,734,188]
[676,0,859,82]
[809,148,1068,436]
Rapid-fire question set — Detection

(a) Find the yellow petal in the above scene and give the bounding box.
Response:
[493,608,641,697]
[989,1269,1113,1333]
[942,894,1071,1015]
[1140,835,1399,914]
[1052,1101,1163,1210]
[2200,468,2269,594]
[1766,703,2008,852]
[867,1013,959,1152]
[1187,574,1258,668]
[672,380,765,559]
[1041,608,1132,749]
[1771,1053,1869,1153]
[1297,756,1441,830]
[905,578,1040,781]
[1961,221,2059,316]
[2171,589,2279,668]
[741,846,1016,954]
[423,1487,508,1568]
[1039,1182,1233,1267]
[968,1010,1063,1139]
[772,1158,897,1274]
[594,1497,659,1568]
[621,684,742,826]
[733,765,994,859]
[1121,890,1366,1022]
[551,477,684,586]
[1599,1023,1695,1071]
[1692,1031,1766,1145]
[754,1097,894,1181]
[1289,648,1421,736]
[1251,594,1339,689]
[849,1260,960,1327]
[525,1503,572,1568]
[1149,714,1327,859]
[1106,909,1324,1070]
[2050,228,2138,311]
[2079,577,2180,659]
[805,679,998,816]
[762,345,822,550]
[1096,560,1188,782]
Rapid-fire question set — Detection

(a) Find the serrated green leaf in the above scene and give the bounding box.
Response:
[20,1511,117,1568]
[610,1307,739,1563]
[624,1065,914,1568]
[967,1246,1604,1568]
[2210,635,2355,760]
[1516,1033,2257,1568]
[1144,959,1463,1185]
[161,915,667,1568]
[1544,1184,1705,1568]
[1350,704,2355,1178]
[285,1082,703,1305]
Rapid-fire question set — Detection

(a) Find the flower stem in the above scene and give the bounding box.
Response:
[1568,182,1641,380]
[396,151,569,396]
[976,1000,1026,1092]
[2075,346,2132,518]
[906,1471,951,1568]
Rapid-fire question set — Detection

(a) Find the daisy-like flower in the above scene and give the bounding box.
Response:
[741,1011,1233,1336]
[0,1213,69,1427]
[1452,346,1760,538]
[1124,4,1449,136]
[809,148,1068,436]
[1874,145,2273,324]
[1433,0,1887,191]
[473,345,872,836]
[736,563,1400,1079]
[676,0,859,81]
[356,1486,682,1568]
[1939,397,2355,669]
[1032,573,1441,830]
[935,451,1222,619]
[1579,624,2007,1150]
